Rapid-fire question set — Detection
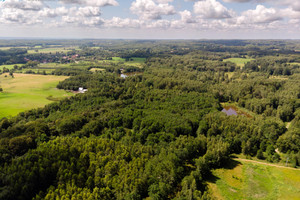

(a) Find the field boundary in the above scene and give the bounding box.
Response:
[234,158,300,170]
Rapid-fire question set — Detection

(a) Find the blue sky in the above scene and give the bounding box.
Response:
[0,0,299,39]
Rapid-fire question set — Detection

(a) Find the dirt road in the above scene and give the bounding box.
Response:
[234,158,300,170]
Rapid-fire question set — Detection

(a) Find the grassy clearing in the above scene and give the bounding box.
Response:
[208,159,300,200]
[38,63,72,68]
[0,64,22,70]
[90,68,105,72]
[0,73,72,119]
[223,58,254,68]
[27,47,79,54]
[0,47,28,50]
[269,76,289,80]
[105,57,145,68]
[112,57,126,61]
[15,69,56,74]
[289,62,300,65]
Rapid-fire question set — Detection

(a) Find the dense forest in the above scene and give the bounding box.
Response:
[0,40,299,199]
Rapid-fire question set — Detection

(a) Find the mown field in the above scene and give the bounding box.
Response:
[0,73,73,118]
[208,159,300,200]
[223,58,254,68]
[27,47,79,54]
[110,57,146,67]
[0,64,21,71]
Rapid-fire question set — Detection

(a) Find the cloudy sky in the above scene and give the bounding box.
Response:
[0,0,300,39]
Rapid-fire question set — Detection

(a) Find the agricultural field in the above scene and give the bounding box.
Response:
[289,62,300,66]
[39,63,72,68]
[27,47,79,54]
[89,68,105,72]
[100,57,146,68]
[0,73,72,118]
[208,159,300,200]
[223,58,254,68]
[14,68,56,74]
[0,64,21,71]
[0,47,28,50]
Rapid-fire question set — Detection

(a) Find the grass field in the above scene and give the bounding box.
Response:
[112,57,126,61]
[27,47,79,54]
[90,68,105,72]
[208,159,300,200]
[0,73,72,118]
[289,62,300,65]
[104,57,145,68]
[223,58,254,68]
[0,64,22,71]
[39,63,71,68]
[0,47,28,50]
[15,68,56,74]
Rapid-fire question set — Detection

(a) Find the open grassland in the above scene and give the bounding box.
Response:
[223,58,254,68]
[289,62,300,65]
[39,63,72,68]
[27,47,79,54]
[15,68,56,74]
[0,73,72,119]
[39,62,90,69]
[0,47,28,50]
[90,68,105,72]
[0,64,22,70]
[208,159,300,200]
[101,57,146,68]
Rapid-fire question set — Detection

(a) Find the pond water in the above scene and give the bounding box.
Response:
[222,106,238,116]
[222,106,252,118]
[120,74,128,78]
[120,72,143,78]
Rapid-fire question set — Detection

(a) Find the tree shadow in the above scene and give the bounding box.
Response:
[206,158,242,184]
[206,173,220,184]
[222,158,242,170]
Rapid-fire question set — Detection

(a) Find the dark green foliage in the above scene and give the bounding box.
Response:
[0,40,299,199]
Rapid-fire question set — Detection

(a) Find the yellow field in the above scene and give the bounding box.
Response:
[0,73,72,118]
[208,159,300,200]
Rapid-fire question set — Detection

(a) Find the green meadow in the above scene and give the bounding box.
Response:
[223,58,254,68]
[0,64,21,71]
[89,68,105,72]
[208,159,300,200]
[27,47,79,54]
[0,73,73,119]
[106,57,145,68]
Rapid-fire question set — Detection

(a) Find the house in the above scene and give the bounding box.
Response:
[78,87,88,93]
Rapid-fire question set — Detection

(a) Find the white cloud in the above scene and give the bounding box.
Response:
[155,0,173,3]
[130,0,176,20]
[280,8,300,19]
[3,0,44,11]
[82,17,104,26]
[1,8,42,25]
[147,19,171,28]
[77,7,101,17]
[222,0,253,2]
[38,7,69,18]
[179,10,196,23]
[61,0,119,7]
[62,15,104,27]
[284,1,300,12]
[237,5,282,24]
[194,0,233,19]
[105,17,142,28]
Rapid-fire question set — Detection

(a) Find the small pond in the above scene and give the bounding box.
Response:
[222,106,238,116]
[222,106,252,118]
[120,72,143,78]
